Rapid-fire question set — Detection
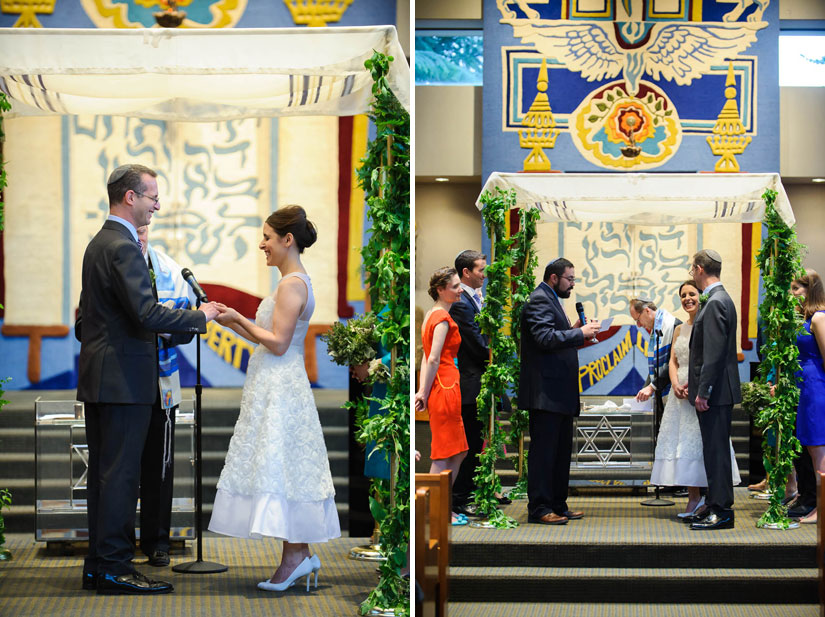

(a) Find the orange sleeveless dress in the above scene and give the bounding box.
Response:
[423,308,468,460]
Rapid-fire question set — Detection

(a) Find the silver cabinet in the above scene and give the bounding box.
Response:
[34,398,196,543]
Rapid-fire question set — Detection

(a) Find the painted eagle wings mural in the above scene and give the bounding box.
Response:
[501,1,768,96]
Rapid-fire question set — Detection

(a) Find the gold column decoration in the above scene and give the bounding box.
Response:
[283,0,352,27]
[519,57,559,172]
[1,0,55,27]
[706,61,751,172]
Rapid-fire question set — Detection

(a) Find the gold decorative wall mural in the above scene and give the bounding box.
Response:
[490,0,775,172]
[0,0,55,27]
[707,61,751,172]
[283,0,352,27]
[80,0,246,28]
[519,58,559,171]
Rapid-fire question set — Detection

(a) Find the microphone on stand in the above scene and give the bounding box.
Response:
[576,301,597,343]
[181,268,209,304]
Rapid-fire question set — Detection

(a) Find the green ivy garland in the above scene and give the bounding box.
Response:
[354,51,410,615]
[754,188,805,528]
[472,188,518,528]
[0,91,11,559]
[506,206,540,498]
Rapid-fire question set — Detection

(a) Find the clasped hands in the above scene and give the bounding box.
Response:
[197,301,242,325]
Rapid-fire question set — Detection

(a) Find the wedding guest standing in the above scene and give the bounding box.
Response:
[687,249,741,530]
[449,250,489,517]
[415,267,469,525]
[521,258,599,525]
[789,269,825,524]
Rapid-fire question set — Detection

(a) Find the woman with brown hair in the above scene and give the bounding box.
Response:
[790,269,825,524]
[415,267,469,524]
[208,205,339,590]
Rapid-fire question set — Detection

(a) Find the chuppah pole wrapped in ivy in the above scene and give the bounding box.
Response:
[754,188,805,529]
[323,51,410,616]
[0,91,12,561]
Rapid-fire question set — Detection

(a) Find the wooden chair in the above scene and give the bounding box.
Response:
[819,472,825,617]
[415,471,452,617]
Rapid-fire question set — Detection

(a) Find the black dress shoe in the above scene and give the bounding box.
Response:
[690,510,734,530]
[147,550,170,567]
[497,495,512,505]
[789,503,816,519]
[680,507,710,524]
[97,571,173,595]
[82,570,97,591]
[453,503,480,517]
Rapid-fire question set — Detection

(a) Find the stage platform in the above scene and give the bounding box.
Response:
[0,533,379,617]
[449,487,818,609]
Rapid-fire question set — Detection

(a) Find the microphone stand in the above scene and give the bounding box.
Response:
[173,297,228,574]
[641,327,674,507]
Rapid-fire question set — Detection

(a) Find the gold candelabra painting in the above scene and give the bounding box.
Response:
[1,0,55,27]
[706,61,751,172]
[283,0,352,27]
[519,57,559,172]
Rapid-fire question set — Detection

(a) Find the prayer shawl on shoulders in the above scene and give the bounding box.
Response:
[648,308,680,394]
[147,245,197,410]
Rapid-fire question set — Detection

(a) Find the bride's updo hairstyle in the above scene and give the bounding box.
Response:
[266,205,318,253]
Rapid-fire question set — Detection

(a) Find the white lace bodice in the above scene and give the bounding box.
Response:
[254,272,314,352]
[673,322,692,384]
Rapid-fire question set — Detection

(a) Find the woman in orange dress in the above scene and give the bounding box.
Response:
[415,267,469,524]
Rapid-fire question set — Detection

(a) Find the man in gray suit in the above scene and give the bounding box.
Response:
[687,249,741,530]
[76,164,219,593]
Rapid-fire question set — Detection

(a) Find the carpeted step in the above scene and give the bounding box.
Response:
[448,602,820,616]
[448,566,818,604]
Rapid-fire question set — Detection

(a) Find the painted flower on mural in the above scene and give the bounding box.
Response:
[604,102,655,146]
[571,81,682,170]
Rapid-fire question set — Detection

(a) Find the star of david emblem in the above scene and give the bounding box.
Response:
[72,443,89,491]
[577,416,631,465]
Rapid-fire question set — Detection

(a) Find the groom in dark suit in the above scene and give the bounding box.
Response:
[687,249,741,530]
[76,164,219,593]
[449,250,489,516]
[520,258,600,525]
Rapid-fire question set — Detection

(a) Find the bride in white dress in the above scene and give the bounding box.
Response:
[208,205,340,591]
[650,280,741,516]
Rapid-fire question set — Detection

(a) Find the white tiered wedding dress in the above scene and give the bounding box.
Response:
[650,322,741,487]
[208,272,340,543]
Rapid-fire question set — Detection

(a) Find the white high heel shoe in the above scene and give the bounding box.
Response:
[309,554,321,589]
[677,496,706,519]
[257,557,314,592]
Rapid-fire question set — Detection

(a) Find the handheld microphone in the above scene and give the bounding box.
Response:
[576,301,598,343]
[181,268,208,304]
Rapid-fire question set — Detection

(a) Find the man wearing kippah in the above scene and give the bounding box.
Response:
[686,249,741,530]
[629,298,680,425]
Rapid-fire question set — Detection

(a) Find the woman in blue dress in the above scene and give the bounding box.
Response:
[792,269,825,524]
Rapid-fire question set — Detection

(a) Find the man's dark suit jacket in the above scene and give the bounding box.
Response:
[519,282,584,415]
[76,220,206,405]
[449,290,489,406]
[688,284,742,406]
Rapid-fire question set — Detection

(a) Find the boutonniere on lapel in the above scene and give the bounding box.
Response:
[149,269,157,286]
[699,293,709,307]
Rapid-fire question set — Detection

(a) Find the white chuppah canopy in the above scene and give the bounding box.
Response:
[477,172,795,227]
[0,26,410,121]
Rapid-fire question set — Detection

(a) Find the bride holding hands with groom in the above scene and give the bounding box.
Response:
[208,205,341,591]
